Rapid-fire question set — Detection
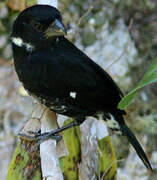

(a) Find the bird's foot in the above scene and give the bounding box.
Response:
[34,131,62,144]
[19,120,82,145]
[18,130,62,144]
[28,129,41,136]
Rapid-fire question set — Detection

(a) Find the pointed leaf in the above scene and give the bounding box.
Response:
[118,57,157,110]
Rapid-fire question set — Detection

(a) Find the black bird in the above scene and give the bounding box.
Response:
[11,5,152,170]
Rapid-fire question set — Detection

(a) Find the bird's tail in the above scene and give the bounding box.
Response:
[120,123,152,170]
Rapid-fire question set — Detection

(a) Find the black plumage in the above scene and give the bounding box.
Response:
[11,5,152,170]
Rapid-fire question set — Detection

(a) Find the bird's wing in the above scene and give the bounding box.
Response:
[56,37,124,96]
[30,37,124,111]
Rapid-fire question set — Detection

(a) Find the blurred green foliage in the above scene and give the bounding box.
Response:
[119,57,157,109]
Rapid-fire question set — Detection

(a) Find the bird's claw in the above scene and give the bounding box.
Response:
[27,130,41,136]
[18,131,62,144]
[35,132,62,143]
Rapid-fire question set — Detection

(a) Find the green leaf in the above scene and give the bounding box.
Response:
[118,57,157,110]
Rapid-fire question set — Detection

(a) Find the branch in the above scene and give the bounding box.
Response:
[40,109,64,180]
[37,0,58,8]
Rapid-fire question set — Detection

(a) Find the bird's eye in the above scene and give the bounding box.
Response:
[31,20,43,32]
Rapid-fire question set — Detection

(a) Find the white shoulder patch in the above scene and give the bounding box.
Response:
[70,92,76,99]
[11,37,34,51]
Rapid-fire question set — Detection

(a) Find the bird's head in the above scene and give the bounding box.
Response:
[11,5,67,51]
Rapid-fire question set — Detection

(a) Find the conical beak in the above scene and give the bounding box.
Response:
[54,19,67,35]
[45,19,67,38]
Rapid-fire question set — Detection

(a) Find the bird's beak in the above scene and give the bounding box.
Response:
[45,19,67,38]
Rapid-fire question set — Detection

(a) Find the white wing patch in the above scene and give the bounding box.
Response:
[11,37,34,51]
[70,92,76,99]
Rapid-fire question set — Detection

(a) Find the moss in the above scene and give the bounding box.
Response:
[7,142,30,180]
[7,142,41,180]
[98,136,117,180]
[59,119,81,180]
